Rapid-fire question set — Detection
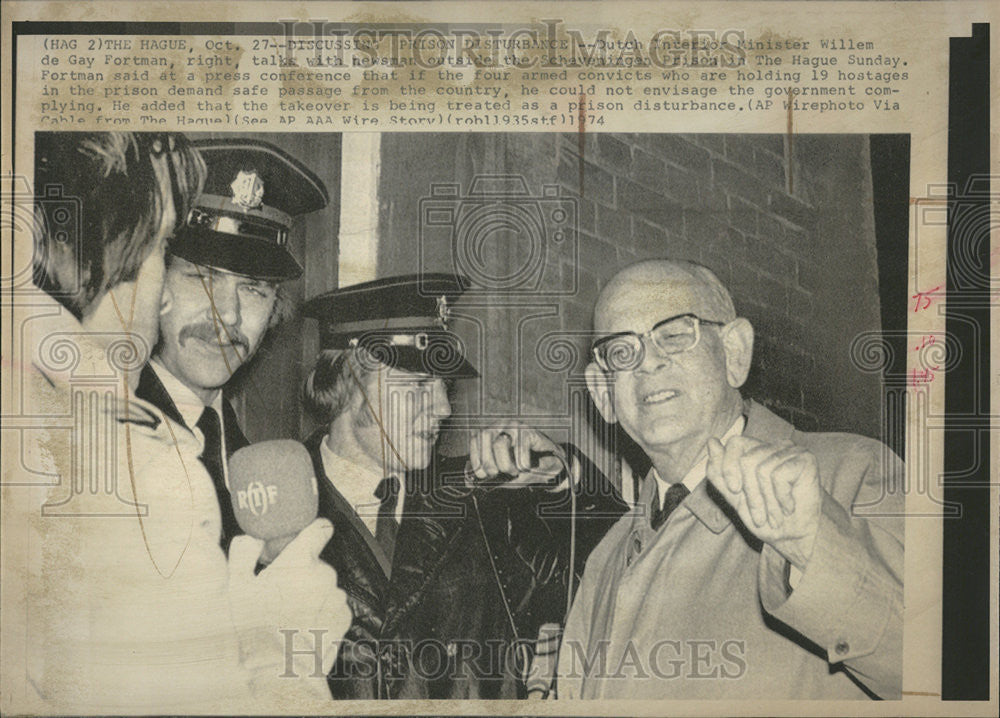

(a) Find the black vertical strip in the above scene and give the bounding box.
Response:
[870,134,910,459]
[942,23,990,702]
[9,30,17,363]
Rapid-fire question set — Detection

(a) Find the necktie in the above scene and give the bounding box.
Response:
[651,482,690,531]
[196,406,240,551]
[374,476,400,560]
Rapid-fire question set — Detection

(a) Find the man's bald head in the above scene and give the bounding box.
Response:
[585,259,753,478]
[594,260,736,334]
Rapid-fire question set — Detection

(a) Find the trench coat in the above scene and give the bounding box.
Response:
[557,401,904,700]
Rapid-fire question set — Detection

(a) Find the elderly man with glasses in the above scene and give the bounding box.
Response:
[553,259,903,700]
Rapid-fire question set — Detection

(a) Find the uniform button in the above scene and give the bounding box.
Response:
[834,640,850,656]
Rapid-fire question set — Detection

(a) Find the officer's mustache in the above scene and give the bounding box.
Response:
[179,322,250,357]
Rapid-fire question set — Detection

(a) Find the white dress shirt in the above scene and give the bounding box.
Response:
[149,359,229,487]
[318,435,405,536]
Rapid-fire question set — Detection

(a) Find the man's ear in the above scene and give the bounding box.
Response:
[349,360,374,411]
[720,318,754,388]
[585,361,617,425]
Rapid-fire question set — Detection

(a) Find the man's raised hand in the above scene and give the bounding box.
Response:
[706,436,822,571]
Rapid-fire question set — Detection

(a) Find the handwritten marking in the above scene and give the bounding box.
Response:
[912,334,936,352]
[911,285,941,312]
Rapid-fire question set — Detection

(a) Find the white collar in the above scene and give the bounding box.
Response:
[653,414,746,503]
[318,435,404,534]
[149,359,223,429]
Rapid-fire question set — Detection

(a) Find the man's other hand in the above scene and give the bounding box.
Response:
[228,518,350,676]
[467,421,570,488]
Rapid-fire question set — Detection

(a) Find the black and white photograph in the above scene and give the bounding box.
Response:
[1,2,995,716]
[16,128,906,705]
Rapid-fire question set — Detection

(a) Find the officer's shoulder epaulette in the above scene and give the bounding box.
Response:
[115,400,162,430]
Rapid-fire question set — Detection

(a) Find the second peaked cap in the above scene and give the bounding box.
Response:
[303,273,478,378]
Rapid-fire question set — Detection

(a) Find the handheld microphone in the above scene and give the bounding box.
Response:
[228,440,319,564]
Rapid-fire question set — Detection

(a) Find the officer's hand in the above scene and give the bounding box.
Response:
[467,421,568,488]
[706,436,822,572]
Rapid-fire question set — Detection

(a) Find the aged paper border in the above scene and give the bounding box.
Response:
[1,1,997,715]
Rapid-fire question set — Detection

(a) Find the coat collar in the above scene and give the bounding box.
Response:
[136,363,249,455]
[136,363,186,427]
[640,400,795,535]
[304,429,395,577]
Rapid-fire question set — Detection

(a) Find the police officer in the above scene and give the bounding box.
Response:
[301,274,627,699]
[136,139,328,551]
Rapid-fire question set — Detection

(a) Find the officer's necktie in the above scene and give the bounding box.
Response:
[196,406,240,551]
[650,482,690,531]
[374,476,400,560]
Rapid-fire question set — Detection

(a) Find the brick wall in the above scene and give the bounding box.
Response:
[377,132,885,466]
[553,132,884,437]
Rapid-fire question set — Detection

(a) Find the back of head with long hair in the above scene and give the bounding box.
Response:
[33,132,206,318]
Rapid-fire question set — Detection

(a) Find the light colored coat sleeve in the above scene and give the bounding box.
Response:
[758,437,905,699]
[554,533,609,699]
[21,398,332,711]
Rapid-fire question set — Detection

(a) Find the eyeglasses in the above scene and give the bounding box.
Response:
[591,313,726,372]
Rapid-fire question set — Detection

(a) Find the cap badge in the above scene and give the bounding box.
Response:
[230,170,265,211]
[436,295,450,329]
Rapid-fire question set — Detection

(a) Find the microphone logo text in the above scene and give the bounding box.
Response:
[237,481,278,516]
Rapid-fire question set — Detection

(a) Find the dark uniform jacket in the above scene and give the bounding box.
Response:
[304,430,627,699]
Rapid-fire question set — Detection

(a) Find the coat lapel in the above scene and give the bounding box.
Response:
[221,398,249,456]
[137,365,250,456]
[305,431,394,578]
[135,364,186,428]
[381,458,473,635]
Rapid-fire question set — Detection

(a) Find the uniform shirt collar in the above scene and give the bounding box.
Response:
[149,359,223,429]
[318,435,403,535]
[149,360,229,485]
